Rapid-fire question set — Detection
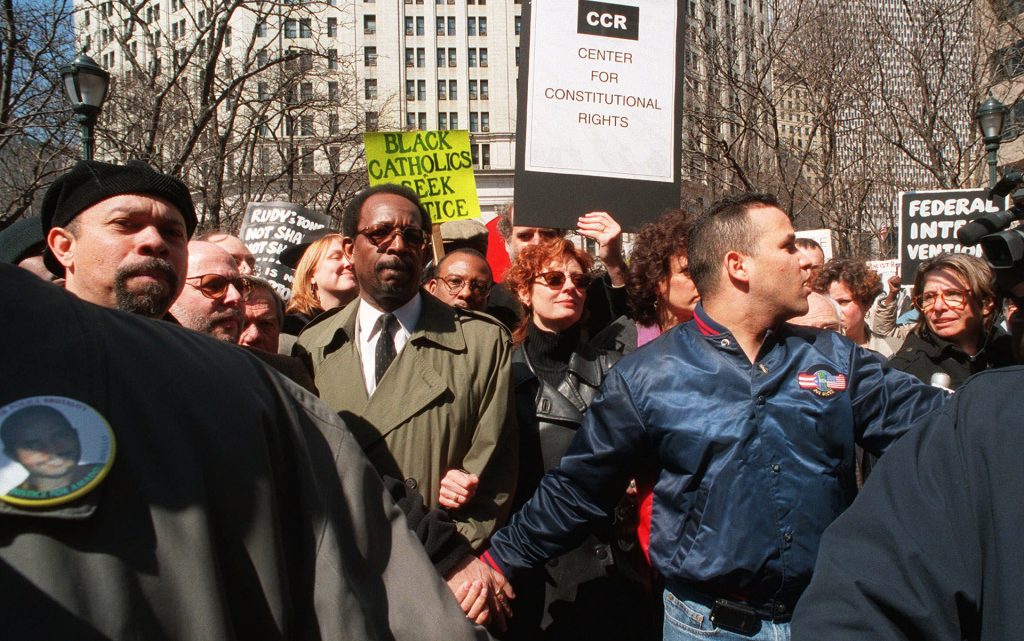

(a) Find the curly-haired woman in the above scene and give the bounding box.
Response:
[815,258,900,356]
[591,209,698,355]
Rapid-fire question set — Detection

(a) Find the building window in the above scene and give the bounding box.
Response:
[417,79,426,101]
[467,17,476,36]
[257,82,269,100]
[469,79,477,100]
[365,78,377,99]
[438,112,447,130]
[299,18,311,37]
[448,48,456,66]
[449,112,458,129]
[406,79,415,100]
[417,47,425,67]
[448,79,457,99]
[437,48,445,67]
[407,112,417,129]
[328,147,340,172]
[416,16,424,35]
[469,112,478,132]
[301,82,313,101]
[365,46,377,66]
[447,16,455,35]
[436,16,444,35]
[285,115,295,136]
[284,18,297,38]
[418,112,427,129]
[328,81,339,101]
[480,79,488,99]
[407,48,415,67]
[301,115,314,136]
[302,148,314,173]
[478,17,487,35]
[481,144,490,168]
[405,16,414,35]
[327,17,337,37]
[366,111,379,131]
[514,16,520,35]
[515,47,520,66]
[438,80,447,100]
[479,48,488,66]
[363,15,375,34]
[468,48,477,67]
[329,113,339,135]
[481,111,489,131]
[257,50,268,67]
[328,49,338,70]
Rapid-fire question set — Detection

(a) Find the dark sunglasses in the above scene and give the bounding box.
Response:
[185,273,251,300]
[357,224,429,249]
[533,271,593,290]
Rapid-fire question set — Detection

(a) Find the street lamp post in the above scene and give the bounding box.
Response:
[60,54,110,161]
[976,96,1007,190]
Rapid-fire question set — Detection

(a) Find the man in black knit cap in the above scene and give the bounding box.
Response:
[41,159,197,318]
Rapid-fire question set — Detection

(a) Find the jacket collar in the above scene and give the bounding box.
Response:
[304,290,467,355]
[512,337,605,389]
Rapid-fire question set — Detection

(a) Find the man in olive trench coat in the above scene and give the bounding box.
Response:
[296,184,517,550]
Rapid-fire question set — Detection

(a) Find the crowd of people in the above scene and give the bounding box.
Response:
[1,158,1021,641]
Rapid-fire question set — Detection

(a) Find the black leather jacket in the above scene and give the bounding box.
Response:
[502,339,657,641]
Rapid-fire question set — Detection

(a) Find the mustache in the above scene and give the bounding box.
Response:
[115,257,180,289]
[375,257,414,275]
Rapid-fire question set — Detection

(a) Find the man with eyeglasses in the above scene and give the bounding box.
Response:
[170,241,248,342]
[296,184,517,623]
[42,159,196,318]
[427,249,493,312]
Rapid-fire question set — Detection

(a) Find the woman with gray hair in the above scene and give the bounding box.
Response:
[888,253,1014,389]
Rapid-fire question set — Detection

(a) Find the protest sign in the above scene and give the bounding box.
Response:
[867,258,902,294]
[239,202,330,300]
[513,0,684,231]
[364,130,480,224]
[897,189,1008,282]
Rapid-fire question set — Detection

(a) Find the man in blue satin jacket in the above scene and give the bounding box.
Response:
[482,193,948,641]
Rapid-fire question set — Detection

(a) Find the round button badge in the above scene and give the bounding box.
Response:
[0,396,116,507]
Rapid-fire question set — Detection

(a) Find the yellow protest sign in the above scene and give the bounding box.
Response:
[364,130,481,223]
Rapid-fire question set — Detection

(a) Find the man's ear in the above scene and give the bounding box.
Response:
[47,227,76,269]
[723,250,750,284]
[342,236,355,262]
[426,278,438,295]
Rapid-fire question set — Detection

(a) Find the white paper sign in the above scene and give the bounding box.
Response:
[523,0,677,183]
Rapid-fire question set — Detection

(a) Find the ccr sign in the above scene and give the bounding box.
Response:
[577,0,639,40]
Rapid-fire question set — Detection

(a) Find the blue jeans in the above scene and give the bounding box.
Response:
[662,589,791,641]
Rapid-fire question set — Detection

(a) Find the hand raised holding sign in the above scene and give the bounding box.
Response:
[577,211,626,286]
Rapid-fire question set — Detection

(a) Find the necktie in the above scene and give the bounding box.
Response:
[375,312,397,385]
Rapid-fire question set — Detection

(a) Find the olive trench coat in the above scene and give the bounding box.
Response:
[296,292,518,549]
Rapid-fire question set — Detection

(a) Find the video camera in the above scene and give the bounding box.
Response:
[956,171,1024,298]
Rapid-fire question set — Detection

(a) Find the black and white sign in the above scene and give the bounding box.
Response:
[239,202,330,300]
[897,188,1008,282]
[514,0,683,231]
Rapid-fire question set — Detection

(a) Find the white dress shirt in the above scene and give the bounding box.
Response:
[355,293,422,396]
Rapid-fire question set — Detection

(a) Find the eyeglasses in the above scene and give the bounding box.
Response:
[439,275,491,296]
[913,288,972,311]
[185,273,251,300]
[356,224,429,250]
[533,271,593,290]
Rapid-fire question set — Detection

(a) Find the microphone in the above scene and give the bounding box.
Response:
[990,171,1023,199]
[958,210,1018,245]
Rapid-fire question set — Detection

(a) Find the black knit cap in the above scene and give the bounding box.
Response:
[0,217,47,264]
[40,159,197,275]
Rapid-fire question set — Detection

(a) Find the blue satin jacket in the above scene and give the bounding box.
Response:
[488,304,948,612]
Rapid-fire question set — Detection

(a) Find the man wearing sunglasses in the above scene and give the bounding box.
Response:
[42,160,196,319]
[170,241,248,342]
[296,183,517,623]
